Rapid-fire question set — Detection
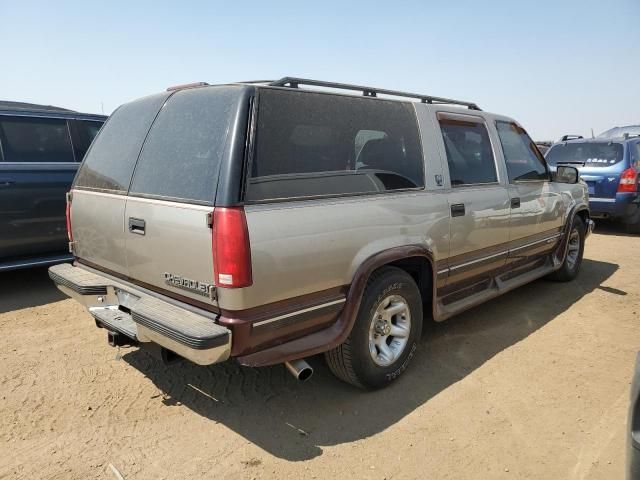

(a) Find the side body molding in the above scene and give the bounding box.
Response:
[237,245,436,367]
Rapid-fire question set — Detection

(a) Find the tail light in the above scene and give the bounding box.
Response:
[212,207,252,288]
[65,191,73,242]
[618,168,639,193]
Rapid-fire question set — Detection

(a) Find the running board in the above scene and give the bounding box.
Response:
[436,259,556,321]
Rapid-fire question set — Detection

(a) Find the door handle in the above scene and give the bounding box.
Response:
[510,197,521,209]
[128,217,146,235]
[451,203,465,217]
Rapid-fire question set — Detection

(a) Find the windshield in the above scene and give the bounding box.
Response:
[546,142,623,167]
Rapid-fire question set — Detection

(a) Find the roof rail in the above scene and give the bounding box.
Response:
[560,134,584,142]
[268,77,481,111]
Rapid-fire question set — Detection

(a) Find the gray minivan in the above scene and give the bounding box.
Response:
[50,78,592,389]
[0,101,106,271]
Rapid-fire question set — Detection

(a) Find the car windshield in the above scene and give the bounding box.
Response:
[546,142,623,167]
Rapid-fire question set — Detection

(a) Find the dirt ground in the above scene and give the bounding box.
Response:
[1,223,638,480]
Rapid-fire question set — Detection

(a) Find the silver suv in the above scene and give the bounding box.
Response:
[49,77,594,389]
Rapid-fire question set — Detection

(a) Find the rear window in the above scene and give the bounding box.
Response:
[0,116,74,163]
[245,89,424,202]
[546,142,624,167]
[74,93,170,193]
[632,143,640,167]
[129,87,242,204]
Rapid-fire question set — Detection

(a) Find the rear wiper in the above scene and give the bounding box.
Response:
[556,161,585,166]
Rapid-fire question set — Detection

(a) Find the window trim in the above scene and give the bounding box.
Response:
[495,120,550,184]
[243,88,427,204]
[436,111,501,188]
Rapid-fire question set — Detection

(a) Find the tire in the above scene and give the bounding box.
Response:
[625,209,640,234]
[325,266,423,389]
[549,216,586,282]
[628,221,640,234]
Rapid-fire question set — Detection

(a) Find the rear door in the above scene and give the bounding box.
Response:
[123,87,246,306]
[0,115,76,259]
[494,121,564,263]
[71,93,169,275]
[435,112,511,288]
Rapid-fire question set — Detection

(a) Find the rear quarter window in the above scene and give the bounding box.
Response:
[74,93,170,193]
[245,89,424,202]
[72,120,104,161]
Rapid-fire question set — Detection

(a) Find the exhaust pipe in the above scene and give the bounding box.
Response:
[285,359,313,382]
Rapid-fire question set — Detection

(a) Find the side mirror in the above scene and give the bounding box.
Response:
[554,165,579,184]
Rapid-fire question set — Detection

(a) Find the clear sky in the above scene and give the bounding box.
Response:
[1,0,638,141]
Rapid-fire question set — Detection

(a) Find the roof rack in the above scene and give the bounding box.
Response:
[560,135,584,142]
[267,77,481,111]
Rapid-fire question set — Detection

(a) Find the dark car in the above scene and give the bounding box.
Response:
[0,100,106,271]
[546,135,640,232]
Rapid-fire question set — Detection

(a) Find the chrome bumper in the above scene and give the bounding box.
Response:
[48,263,231,366]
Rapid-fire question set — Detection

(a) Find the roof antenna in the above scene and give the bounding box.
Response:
[101,101,104,115]
[591,128,595,139]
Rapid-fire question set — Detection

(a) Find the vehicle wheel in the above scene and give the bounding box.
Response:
[628,221,640,234]
[325,266,423,389]
[550,216,585,282]
[625,210,640,234]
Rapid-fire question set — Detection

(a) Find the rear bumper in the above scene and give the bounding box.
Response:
[589,192,639,220]
[48,263,231,366]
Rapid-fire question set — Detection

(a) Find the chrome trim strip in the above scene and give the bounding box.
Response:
[0,112,104,121]
[73,189,212,211]
[441,233,562,274]
[0,162,79,166]
[252,298,346,327]
[0,256,72,271]
[449,250,508,272]
[509,233,562,253]
[125,195,213,211]
[589,197,616,203]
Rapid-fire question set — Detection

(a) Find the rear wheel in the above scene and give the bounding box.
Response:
[325,267,423,389]
[550,216,585,282]
[625,209,640,234]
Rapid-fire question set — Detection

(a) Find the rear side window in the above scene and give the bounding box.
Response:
[245,89,424,202]
[129,87,241,204]
[496,121,548,182]
[546,142,624,167]
[74,93,170,193]
[73,120,104,161]
[632,143,640,168]
[0,116,74,163]
[438,113,497,186]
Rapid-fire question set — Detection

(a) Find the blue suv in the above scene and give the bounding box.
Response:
[546,134,640,232]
